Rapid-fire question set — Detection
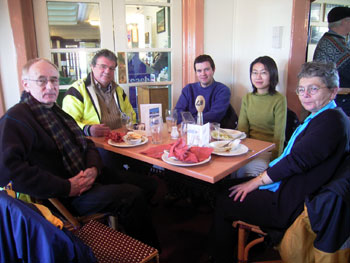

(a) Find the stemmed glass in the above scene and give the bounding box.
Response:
[165,109,178,133]
[121,112,133,132]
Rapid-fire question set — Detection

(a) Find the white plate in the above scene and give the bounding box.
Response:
[161,152,211,167]
[211,143,249,156]
[211,129,246,140]
[107,137,148,148]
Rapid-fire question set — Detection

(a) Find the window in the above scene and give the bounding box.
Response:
[34,0,114,87]
[34,0,181,118]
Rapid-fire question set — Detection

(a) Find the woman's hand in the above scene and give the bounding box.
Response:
[229,171,272,202]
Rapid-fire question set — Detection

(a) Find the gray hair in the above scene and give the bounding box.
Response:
[328,19,343,30]
[297,61,339,89]
[22,58,58,80]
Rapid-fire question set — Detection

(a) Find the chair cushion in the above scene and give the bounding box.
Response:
[76,220,158,263]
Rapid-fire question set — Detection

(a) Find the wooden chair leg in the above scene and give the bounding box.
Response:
[244,236,265,262]
[237,226,247,262]
[233,221,268,263]
[233,220,283,263]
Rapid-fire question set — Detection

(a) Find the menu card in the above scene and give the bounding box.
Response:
[140,104,162,136]
[187,123,210,147]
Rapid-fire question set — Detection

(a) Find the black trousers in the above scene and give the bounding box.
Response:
[97,148,157,201]
[210,178,290,263]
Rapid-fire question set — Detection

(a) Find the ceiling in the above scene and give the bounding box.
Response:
[47,2,100,26]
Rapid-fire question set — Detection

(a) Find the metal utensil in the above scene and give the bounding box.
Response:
[222,139,235,148]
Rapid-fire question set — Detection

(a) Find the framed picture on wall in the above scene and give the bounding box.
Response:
[156,8,165,33]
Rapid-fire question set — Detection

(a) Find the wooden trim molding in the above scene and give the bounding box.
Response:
[7,0,38,93]
[182,0,204,88]
[287,0,311,119]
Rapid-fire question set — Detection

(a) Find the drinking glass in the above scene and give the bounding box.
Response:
[150,116,162,144]
[121,112,133,132]
[165,109,178,133]
[180,111,195,142]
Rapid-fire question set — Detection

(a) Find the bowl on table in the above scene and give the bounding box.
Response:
[123,132,142,145]
[209,139,241,153]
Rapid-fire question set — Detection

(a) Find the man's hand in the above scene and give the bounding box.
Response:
[90,124,110,137]
[68,167,98,196]
[83,167,98,182]
[228,171,272,202]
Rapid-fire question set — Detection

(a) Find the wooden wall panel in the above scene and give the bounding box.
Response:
[7,0,37,93]
[182,0,204,88]
[287,0,311,120]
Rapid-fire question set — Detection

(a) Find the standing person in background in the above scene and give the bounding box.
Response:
[313,6,350,88]
[235,56,287,178]
[313,6,350,116]
[175,54,237,128]
[62,49,156,201]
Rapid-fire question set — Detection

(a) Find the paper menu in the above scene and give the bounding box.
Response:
[187,123,210,147]
[140,104,162,136]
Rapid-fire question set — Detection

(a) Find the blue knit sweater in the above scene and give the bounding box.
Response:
[313,31,350,88]
[175,81,231,123]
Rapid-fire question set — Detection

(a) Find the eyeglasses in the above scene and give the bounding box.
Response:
[251,70,269,76]
[26,77,59,87]
[296,85,321,96]
[95,64,116,71]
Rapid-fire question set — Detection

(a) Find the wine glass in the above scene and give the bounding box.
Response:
[121,112,132,132]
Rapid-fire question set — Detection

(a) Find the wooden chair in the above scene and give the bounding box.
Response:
[232,220,282,263]
[49,198,159,263]
[233,155,350,263]
[48,198,107,231]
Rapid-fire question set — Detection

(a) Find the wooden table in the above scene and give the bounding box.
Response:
[90,131,275,184]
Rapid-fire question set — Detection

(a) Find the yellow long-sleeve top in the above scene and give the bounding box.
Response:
[238,91,287,159]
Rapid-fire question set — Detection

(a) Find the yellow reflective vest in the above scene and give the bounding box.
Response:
[62,73,136,135]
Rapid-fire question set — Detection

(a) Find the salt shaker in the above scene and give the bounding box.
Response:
[171,126,179,139]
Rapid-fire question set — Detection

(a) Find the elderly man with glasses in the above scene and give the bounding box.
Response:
[0,58,160,250]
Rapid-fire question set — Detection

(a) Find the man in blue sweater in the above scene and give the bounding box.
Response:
[175,55,233,125]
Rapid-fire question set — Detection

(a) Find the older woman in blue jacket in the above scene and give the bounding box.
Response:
[211,61,350,263]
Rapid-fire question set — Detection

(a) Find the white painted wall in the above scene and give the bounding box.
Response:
[1,0,294,113]
[0,0,20,110]
[204,0,293,114]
